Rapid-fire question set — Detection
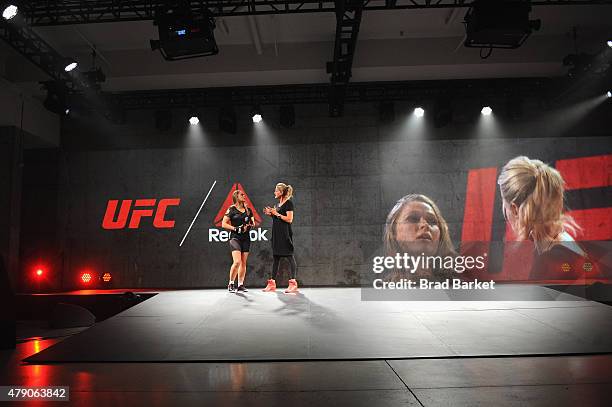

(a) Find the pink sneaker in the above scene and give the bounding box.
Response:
[262,279,276,292]
[285,279,299,293]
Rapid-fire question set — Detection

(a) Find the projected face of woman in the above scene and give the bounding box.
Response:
[395,201,440,256]
[237,191,246,203]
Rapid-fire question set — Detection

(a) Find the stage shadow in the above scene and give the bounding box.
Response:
[234,292,255,303]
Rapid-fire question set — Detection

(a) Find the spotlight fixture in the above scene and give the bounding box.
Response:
[607,40,612,48]
[463,0,540,53]
[251,106,263,123]
[64,108,70,115]
[187,107,200,125]
[607,91,611,98]
[219,106,237,134]
[563,53,594,78]
[41,81,69,115]
[101,272,112,287]
[35,268,44,277]
[64,61,78,72]
[80,272,92,284]
[2,4,17,20]
[414,107,425,117]
[279,105,295,128]
[83,67,106,90]
[150,4,218,61]
[481,106,493,116]
[563,52,610,78]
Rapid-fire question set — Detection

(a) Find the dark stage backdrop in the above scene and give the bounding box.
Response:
[50,135,610,289]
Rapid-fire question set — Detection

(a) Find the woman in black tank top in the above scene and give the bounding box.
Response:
[221,190,254,292]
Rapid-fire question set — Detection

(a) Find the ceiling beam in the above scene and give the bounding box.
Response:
[19,1,612,26]
[104,78,554,110]
[0,18,83,92]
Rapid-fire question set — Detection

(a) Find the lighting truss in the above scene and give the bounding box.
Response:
[18,1,612,26]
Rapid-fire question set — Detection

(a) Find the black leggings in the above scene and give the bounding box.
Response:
[271,255,297,280]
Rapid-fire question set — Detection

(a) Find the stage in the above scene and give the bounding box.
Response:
[24,287,612,363]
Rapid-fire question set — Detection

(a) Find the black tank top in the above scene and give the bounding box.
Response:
[226,205,252,239]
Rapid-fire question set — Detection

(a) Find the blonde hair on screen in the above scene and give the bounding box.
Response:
[497,156,579,243]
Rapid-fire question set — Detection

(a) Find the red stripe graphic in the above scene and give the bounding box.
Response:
[461,167,498,242]
[556,154,612,190]
[460,167,498,272]
[566,208,612,241]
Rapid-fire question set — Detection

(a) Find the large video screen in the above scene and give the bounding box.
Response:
[57,136,611,290]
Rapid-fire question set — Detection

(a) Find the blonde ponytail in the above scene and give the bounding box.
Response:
[276,183,294,199]
[498,156,579,243]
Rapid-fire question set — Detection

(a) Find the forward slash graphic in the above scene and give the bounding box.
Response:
[179,180,217,247]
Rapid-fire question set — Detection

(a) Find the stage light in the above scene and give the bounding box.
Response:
[463,0,540,52]
[414,107,425,117]
[82,67,106,90]
[2,4,17,20]
[607,91,611,98]
[189,116,199,125]
[64,61,78,72]
[35,268,44,277]
[81,272,92,284]
[279,105,295,128]
[102,272,112,283]
[42,81,69,116]
[481,106,493,116]
[251,106,263,123]
[150,5,218,60]
[219,106,237,134]
[607,40,612,48]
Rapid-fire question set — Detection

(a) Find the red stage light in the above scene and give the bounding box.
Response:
[81,272,92,283]
[102,272,112,283]
[35,268,44,277]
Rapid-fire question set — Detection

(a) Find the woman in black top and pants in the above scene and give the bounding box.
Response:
[263,183,298,293]
[222,190,254,292]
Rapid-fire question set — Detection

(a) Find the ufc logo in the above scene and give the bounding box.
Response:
[102,198,181,229]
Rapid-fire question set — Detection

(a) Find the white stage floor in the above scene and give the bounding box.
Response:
[24,287,612,363]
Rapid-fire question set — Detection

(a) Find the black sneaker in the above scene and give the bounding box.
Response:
[236,285,248,293]
[228,282,236,292]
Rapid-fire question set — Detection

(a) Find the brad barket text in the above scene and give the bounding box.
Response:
[372,278,496,290]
